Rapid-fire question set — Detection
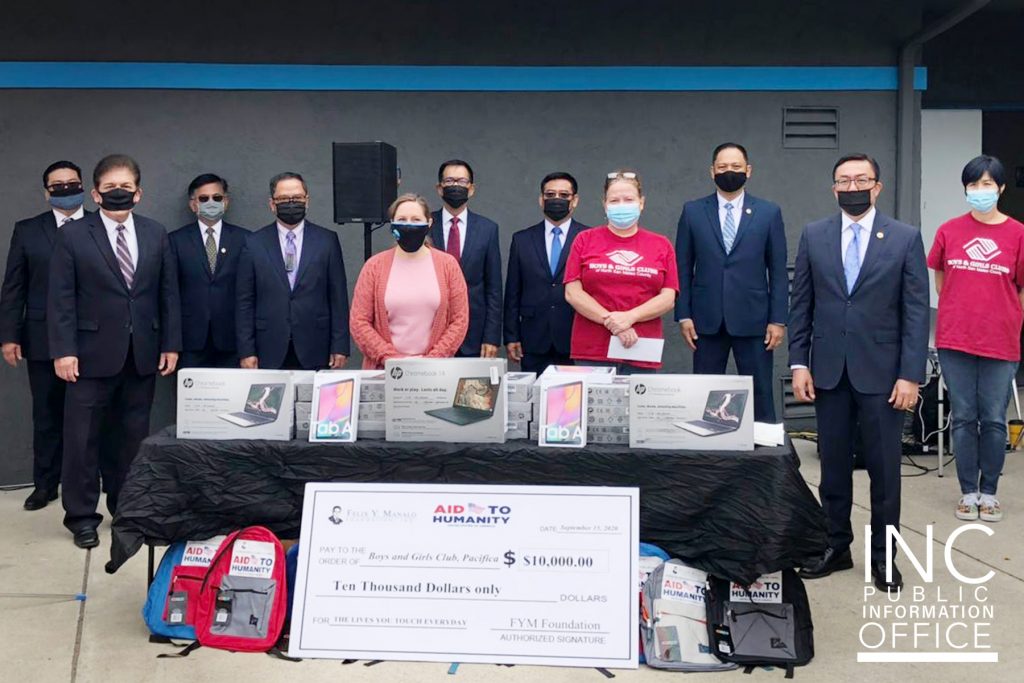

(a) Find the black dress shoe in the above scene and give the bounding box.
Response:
[23,488,58,511]
[799,547,853,579]
[73,528,100,549]
[871,560,904,591]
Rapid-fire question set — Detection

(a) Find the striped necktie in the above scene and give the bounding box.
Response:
[722,202,737,253]
[205,227,218,273]
[115,224,135,289]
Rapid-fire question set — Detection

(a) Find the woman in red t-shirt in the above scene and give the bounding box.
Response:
[563,170,679,373]
[927,155,1024,523]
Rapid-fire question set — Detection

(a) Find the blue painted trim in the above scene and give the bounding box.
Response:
[0,63,928,91]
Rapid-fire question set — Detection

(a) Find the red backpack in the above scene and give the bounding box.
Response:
[193,526,288,653]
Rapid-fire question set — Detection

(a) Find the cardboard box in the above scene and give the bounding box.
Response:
[586,412,629,427]
[358,371,386,403]
[588,425,630,434]
[385,358,507,443]
[291,371,316,402]
[295,401,312,433]
[358,401,386,420]
[177,368,295,441]
[505,372,537,403]
[507,401,534,422]
[629,374,754,450]
[540,364,617,384]
[588,431,629,445]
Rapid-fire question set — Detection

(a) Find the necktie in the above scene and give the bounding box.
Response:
[285,231,297,290]
[205,227,217,274]
[549,226,563,277]
[722,202,737,253]
[60,217,72,228]
[115,224,134,289]
[447,215,461,262]
[844,223,862,294]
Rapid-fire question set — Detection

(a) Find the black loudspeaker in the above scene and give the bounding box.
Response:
[332,142,398,224]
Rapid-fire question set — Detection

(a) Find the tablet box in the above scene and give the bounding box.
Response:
[358,401,386,421]
[506,420,529,440]
[177,368,295,441]
[629,374,754,451]
[385,358,507,443]
[540,364,617,384]
[508,402,534,422]
[291,371,316,402]
[506,372,536,403]
[589,431,629,445]
[358,371,386,403]
[586,411,629,427]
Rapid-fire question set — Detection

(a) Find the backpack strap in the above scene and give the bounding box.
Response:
[267,634,301,662]
[157,640,202,659]
[743,665,755,674]
[595,667,615,678]
[786,663,795,679]
[198,528,244,594]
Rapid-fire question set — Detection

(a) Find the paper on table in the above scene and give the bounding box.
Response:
[753,421,786,447]
[607,336,665,363]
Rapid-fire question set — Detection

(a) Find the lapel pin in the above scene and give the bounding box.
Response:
[745,208,752,215]
[876,232,884,239]
[220,247,227,254]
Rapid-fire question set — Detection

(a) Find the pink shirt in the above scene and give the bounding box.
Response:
[384,254,441,356]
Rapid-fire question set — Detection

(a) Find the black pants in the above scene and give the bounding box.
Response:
[693,325,776,422]
[816,370,904,560]
[61,346,155,532]
[520,344,572,375]
[26,359,65,493]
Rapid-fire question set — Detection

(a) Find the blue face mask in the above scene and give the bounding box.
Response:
[606,202,641,229]
[49,192,84,211]
[966,189,999,213]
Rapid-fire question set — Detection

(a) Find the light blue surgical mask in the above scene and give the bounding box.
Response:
[197,199,226,222]
[966,189,999,213]
[49,193,84,211]
[606,203,641,229]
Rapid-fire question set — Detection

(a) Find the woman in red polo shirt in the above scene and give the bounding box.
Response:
[563,169,679,373]
[928,155,1024,523]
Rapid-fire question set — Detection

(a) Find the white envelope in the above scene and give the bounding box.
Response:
[607,336,664,363]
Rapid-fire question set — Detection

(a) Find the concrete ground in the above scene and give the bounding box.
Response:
[1,439,1021,682]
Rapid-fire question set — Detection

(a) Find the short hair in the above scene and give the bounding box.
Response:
[388,192,432,221]
[961,155,1006,187]
[437,159,474,184]
[269,171,307,196]
[832,153,881,182]
[541,172,578,195]
[604,168,644,197]
[93,154,141,188]
[43,160,82,188]
[332,506,341,512]
[712,143,749,164]
[188,173,229,197]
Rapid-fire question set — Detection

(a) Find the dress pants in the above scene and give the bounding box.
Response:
[520,344,572,375]
[693,325,776,422]
[815,369,904,561]
[26,360,65,493]
[62,345,155,532]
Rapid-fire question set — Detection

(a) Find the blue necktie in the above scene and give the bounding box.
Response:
[844,223,862,294]
[722,203,737,253]
[285,231,297,290]
[549,226,562,276]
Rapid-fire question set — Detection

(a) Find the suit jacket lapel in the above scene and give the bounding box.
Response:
[293,225,316,289]
[529,222,550,279]
[42,212,58,247]
[827,214,846,294]
[429,211,445,251]
[132,221,149,292]
[461,211,479,261]
[703,195,727,254]
[262,226,291,290]
[554,220,581,279]
[850,215,887,296]
[87,216,129,292]
[729,195,755,252]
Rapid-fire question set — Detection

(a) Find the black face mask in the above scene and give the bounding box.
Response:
[275,201,306,226]
[441,186,469,209]
[542,198,572,222]
[391,223,430,253]
[837,190,872,217]
[714,171,747,193]
[99,188,137,212]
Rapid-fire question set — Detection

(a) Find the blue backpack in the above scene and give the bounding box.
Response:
[142,537,225,641]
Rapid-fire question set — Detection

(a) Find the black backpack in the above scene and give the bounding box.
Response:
[705,569,814,678]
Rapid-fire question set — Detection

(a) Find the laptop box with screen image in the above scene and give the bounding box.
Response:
[218,383,286,427]
[425,377,498,425]
[675,390,749,437]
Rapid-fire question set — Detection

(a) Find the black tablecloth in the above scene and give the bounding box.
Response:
[106,430,827,584]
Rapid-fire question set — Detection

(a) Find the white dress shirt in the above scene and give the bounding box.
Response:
[717,191,745,231]
[544,218,571,263]
[841,206,875,265]
[199,219,223,250]
[53,206,84,227]
[277,220,305,270]
[442,208,468,254]
[99,211,138,266]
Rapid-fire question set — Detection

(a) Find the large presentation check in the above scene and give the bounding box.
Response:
[289,483,639,668]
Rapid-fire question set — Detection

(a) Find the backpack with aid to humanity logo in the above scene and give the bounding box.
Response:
[641,559,737,672]
[193,526,288,653]
[705,569,814,678]
[142,535,226,641]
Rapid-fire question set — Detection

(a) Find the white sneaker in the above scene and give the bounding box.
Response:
[956,494,979,521]
[979,495,1003,523]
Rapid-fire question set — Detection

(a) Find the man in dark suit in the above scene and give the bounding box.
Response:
[48,154,181,548]
[429,159,502,358]
[675,143,788,422]
[169,173,248,368]
[789,153,928,591]
[504,172,589,374]
[1,160,90,510]
[236,171,349,370]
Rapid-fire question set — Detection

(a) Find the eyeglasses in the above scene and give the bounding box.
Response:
[542,191,574,200]
[833,176,877,190]
[440,177,472,187]
[607,172,637,180]
[272,195,307,204]
[194,194,225,203]
[47,182,83,193]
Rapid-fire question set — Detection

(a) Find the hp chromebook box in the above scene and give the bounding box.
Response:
[675,390,749,436]
[177,369,295,441]
[629,375,753,451]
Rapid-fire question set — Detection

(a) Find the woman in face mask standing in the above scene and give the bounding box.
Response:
[349,193,469,369]
[928,155,1024,523]
[563,170,679,373]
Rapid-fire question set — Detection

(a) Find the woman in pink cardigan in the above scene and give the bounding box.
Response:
[350,193,469,369]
